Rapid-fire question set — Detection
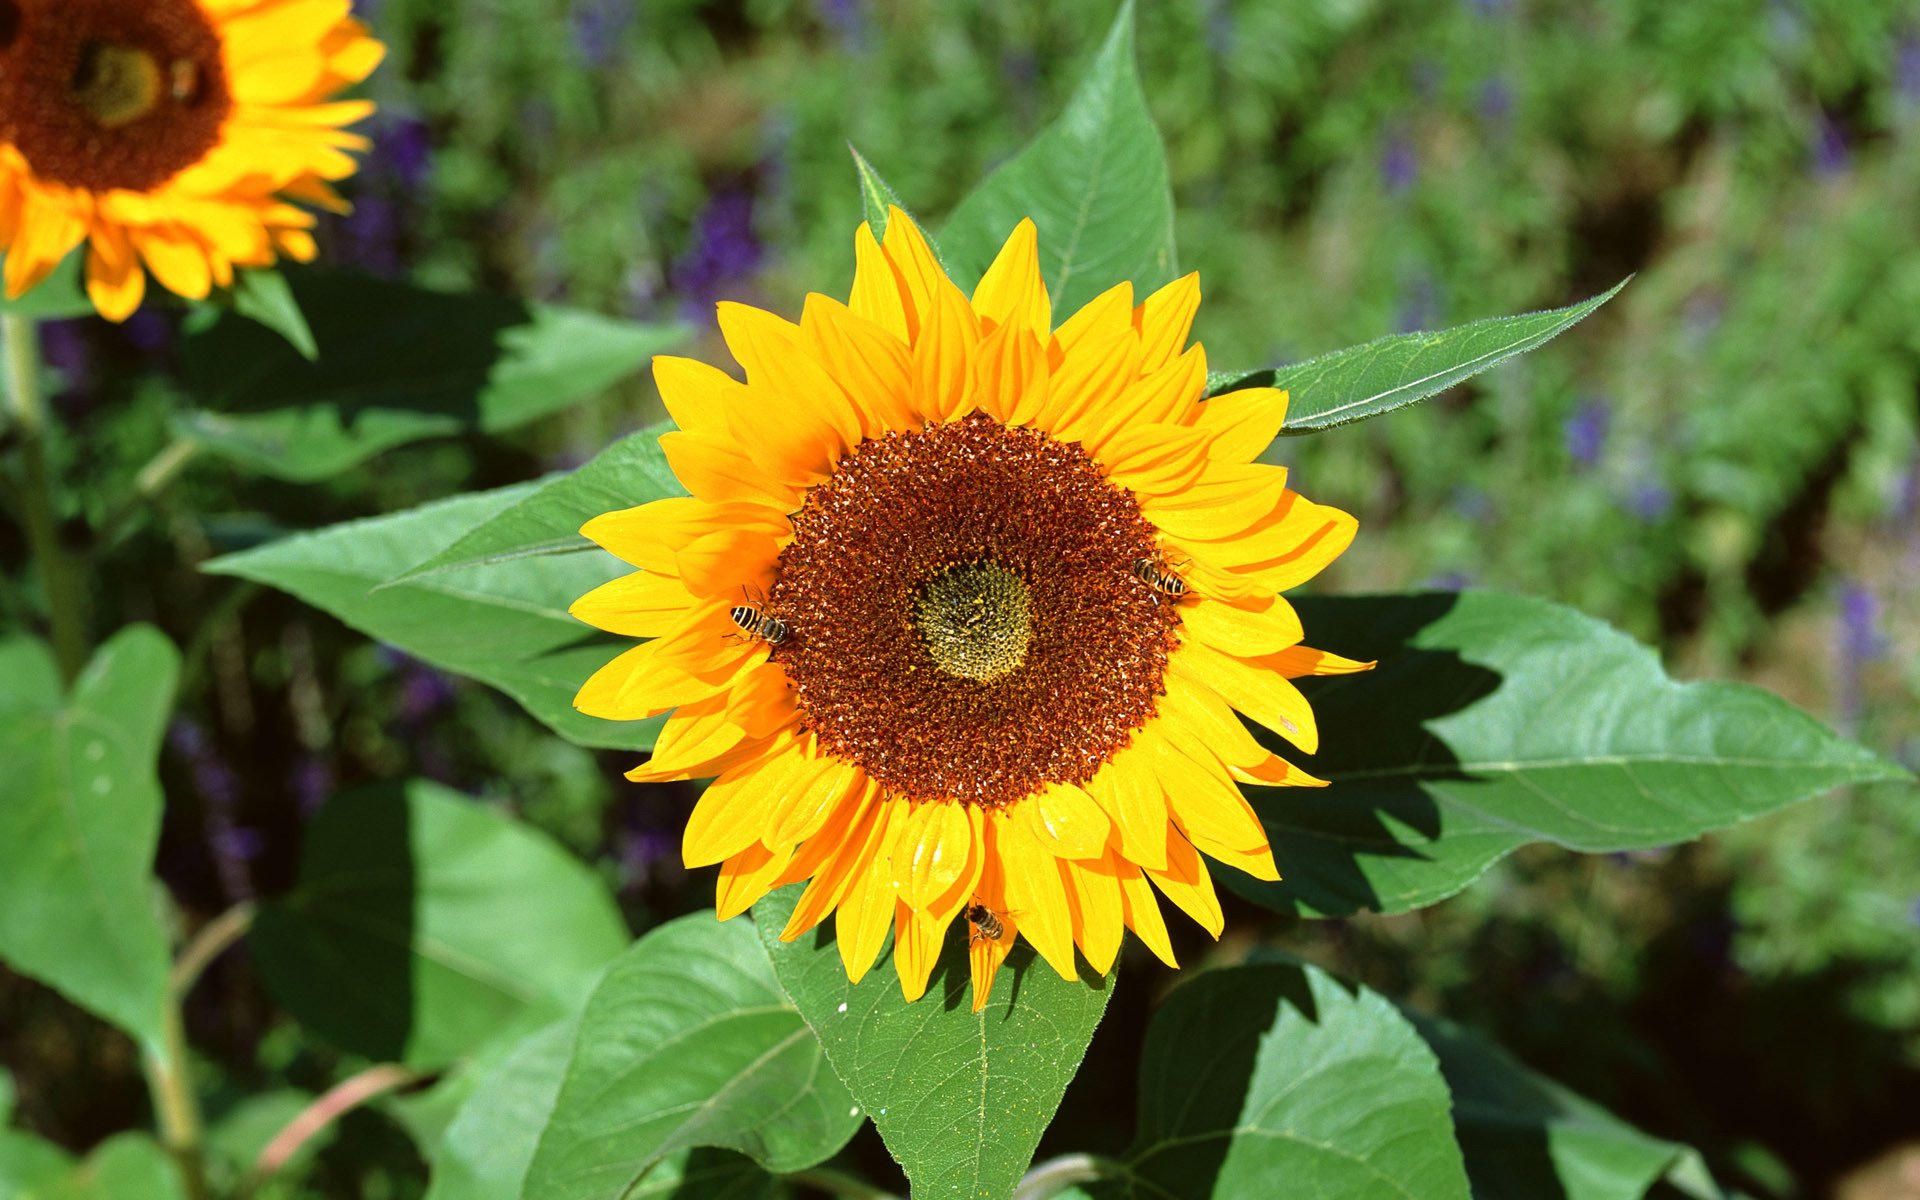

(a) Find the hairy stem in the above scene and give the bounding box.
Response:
[171,902,256,996]
[1012,1153,1128,1200]
[142,1004,212,1200]
[781,1167,903,1200]
[2,313,88,680]
[245,1065,421,1196]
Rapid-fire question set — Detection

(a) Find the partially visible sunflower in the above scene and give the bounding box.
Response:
[0,0,383,320]
[573,209,1370,1010]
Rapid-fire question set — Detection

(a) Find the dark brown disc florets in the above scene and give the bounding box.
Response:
[0,0,232,193]
[770,412,1181,808]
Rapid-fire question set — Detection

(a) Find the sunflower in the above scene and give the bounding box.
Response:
[573,209,1369,1010]
[0,0,383,321]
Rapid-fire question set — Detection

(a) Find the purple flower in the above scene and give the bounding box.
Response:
[290,756,334,817]
[168,718,253,901]
[1478,78,1513,125]
[571,0,635,70]
[1627,480,1673,523]
[672,190,765,314]
[1810,111,1850,177]
[1897,35,1920,101]
[1564,398,1610,467]
[1202,0,1235,56]
[1424,571,1474,592]
[1395,271,1440,333]
[122,310,174,355]
[1450,485,1494,523]
[1380,131,1418,195]
[814,0,867,51]
[1838,582,1885,666]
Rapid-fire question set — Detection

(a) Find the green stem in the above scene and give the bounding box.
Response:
[171,902,256,997]
[2,313,88,681]
[1012,1153,1127,1200]
[142,1004,212,1200]
[97,437,201,553]
[781,1167,902,1200]
[240,1063,420,1200]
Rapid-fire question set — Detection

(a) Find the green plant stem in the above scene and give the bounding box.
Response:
[171,902,256,996]
[143,1004,212,1200]
[242,1063,420,1198]
[2,312,88,681]
[98,437,202,553]
[1012,1153,1127,1200]
[781,1167,902,1200]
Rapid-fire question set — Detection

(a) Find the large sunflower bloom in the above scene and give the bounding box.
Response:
[0,0,383,320]
[573,209,1369,1010]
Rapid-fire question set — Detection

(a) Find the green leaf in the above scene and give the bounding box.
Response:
[0,1129,72,1200]
[26,1135,184,1200]
[0,253,94,320]
[225,269,318,361]
[0,628,179,1055]
[388,424,683,584]
[1233,591,1913,918]
[754,883,1112,1200]
[176,269,685,481]
[426,1017,781,1200]
[941,1,1175,315]
[1208,280,1628,435]
[849,145,912,245]
[522,914,860,1198]
[205,482,661,751]
[250,779,629,1067]
[1407,1012,1690,1200]
[1095,960,1468,1200]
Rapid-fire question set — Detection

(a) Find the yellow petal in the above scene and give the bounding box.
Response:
[716,301,865,458]
[966,848,1016,1012]
[569,571,696,637]
[1063,855,1125,975]
[893,800,976,911]
[1142,462,1292,541]
[970,218,1051,340]
[716,840,796,919]
[1146,831,1224,938]
[800,293,918,435]
[681,737,806,867]
[894,902,957,1003]
[1181,594,1305,658]
[834,841,901,983]
[1019,781,1111,860]
[998,816,1078,980]
[1177,640,1319,753]
[1133,272,1201,371]
[85,224,146,322]
[971,321,1047,426]
[1117,863,1177,967]
[849,222,910,342]
[653,354,746,439]
[1085,754,1169,871]
[1195,387,1290,462]
[783,783,895,936]
[878,206,949,341]
[767,746,859,847]
[1270,644,1376,678]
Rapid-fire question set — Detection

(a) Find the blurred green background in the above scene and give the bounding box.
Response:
[5,0,1918,1196]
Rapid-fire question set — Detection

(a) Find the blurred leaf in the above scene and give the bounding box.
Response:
[250,780,629,1067]
[522,914,859,1198]
[1230,592,1912,918]
[225,270,318,361]
[1407,1012,1689,1200]
[0,1128,72,1200]
[204,1090,328,1198]
[754,884,1112,1200]
[27,1135,184,1200]
[0,628,178,1055]
[941,0,1175,315]
[1090,960,1467,1200]
[390,424,683,584]
[1208,280,1628,435]
[849,145,912,245]
[0,253,94,319]
[205,482,662,751]
[176,269,685,481]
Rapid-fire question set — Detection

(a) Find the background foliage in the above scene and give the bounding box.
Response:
[3,0,1918,1197]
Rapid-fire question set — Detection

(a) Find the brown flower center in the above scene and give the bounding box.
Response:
[771,413,1180,809]
[0,0,231,193]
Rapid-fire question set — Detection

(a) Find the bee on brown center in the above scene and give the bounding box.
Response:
[1132,553,1189,601]
[728,602,789,646]
[965,903,1005,944]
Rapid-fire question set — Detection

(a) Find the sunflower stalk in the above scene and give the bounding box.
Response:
[1012,1152,1128,1199]
[1,312,89,681]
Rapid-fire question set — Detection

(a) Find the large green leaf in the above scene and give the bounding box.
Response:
[1091,960,1468,1200]
[1234,591,1911,918]
[1208,280,1628,435]
[522,914,859,1199]
[389,424,682,584]
[204,482,661,751]
[1408,1013,1692,1200]
[176,269,685,481]
[426,1019,780,1200]
[941,1,1175,315]
[754,884,1112,1200]
[0,629,178,1055]
[250,780,629,1067]
[25,1135,184,1200]
[0,1128,72,1200]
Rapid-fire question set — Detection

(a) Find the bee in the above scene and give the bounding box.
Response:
[1132,553,1189,601]
[727,601,789,646]
[965,903,1006,944]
